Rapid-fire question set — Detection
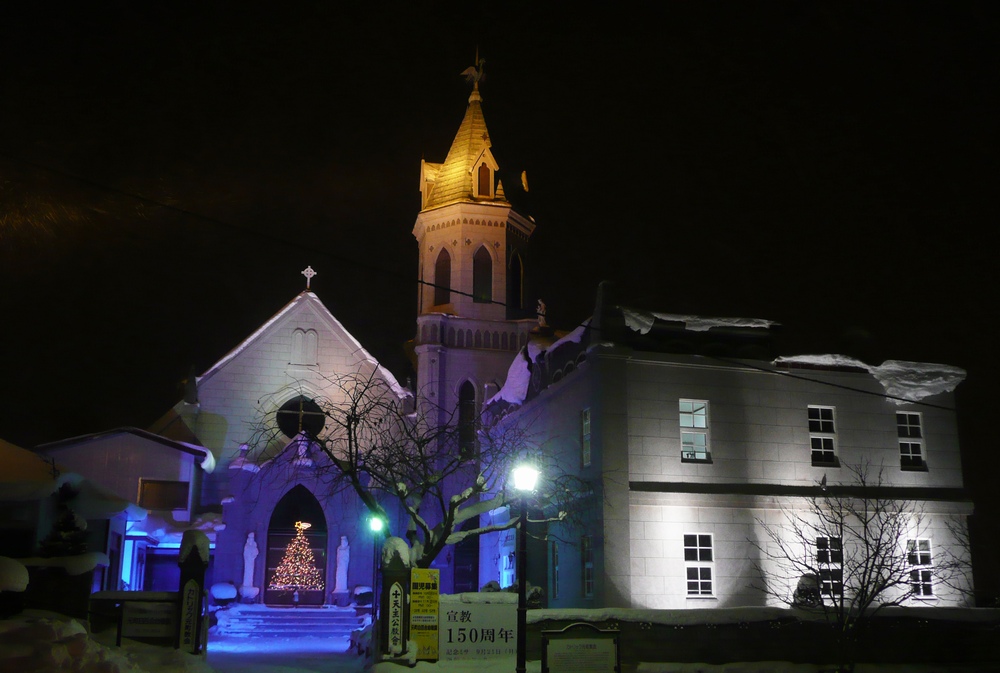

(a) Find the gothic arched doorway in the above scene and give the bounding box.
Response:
[265,485,328,606]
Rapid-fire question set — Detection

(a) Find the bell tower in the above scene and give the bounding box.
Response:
[411,59,537,428]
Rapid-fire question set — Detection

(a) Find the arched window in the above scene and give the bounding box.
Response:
[508,253,523,311]
[277,396,325,439]
[434,248,451,306]
[478,163,491,197]
[458,381,477,459]
[473,246,492,303]
[290,329,318,365]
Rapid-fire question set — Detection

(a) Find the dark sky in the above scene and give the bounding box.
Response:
[1,3,997,598]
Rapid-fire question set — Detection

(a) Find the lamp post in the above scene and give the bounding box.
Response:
[511,464,539,673]
[369,514,386,659]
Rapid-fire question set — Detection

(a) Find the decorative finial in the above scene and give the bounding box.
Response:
[460,48,486,90]
[301,266,317,290]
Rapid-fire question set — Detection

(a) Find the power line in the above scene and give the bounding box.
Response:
[3,151,959,412]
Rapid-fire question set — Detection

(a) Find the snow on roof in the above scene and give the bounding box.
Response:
[774,354,966,404]
[17,552,110,576]
[198,291,410,399]
[131,512,225,547]
[623,308,777,335]
[485,321,590,409]
[486,348,532,407]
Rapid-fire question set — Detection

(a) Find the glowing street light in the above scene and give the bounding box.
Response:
[511,464,539,673]
[369,514,387,660]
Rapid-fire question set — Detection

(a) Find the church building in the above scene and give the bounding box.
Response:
[31,65,975,612]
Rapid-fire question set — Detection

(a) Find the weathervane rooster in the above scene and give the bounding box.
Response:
[461,52,486,86]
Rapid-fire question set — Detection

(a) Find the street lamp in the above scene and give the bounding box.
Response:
[511,464,539,673]
[369,514,386,659]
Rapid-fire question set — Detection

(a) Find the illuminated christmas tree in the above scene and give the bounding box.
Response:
[269,521,325,591]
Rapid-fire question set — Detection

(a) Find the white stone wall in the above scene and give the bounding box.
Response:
[623,354,963,489]
[628,491,972,609]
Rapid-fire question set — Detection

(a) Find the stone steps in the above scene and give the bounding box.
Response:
[215,606,366,638]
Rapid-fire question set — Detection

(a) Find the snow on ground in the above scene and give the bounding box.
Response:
[2,609,995,673]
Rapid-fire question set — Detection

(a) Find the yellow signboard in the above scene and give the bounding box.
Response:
[410,568,440,660]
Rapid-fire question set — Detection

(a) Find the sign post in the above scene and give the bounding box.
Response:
[410,568,440,660]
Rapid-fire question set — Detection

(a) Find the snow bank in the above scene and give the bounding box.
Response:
[487,348,532,406]
[0,556,29,592]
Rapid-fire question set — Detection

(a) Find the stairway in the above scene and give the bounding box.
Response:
[214,604,367,639]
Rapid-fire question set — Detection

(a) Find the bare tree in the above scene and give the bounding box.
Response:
[751,462,969,672]
[248,369,583,569]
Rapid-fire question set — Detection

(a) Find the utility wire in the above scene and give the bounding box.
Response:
[3,152,958,412]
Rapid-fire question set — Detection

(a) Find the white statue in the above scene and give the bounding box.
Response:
[537,299,548,327]
[334,535,350,594]
[241,532,260,599]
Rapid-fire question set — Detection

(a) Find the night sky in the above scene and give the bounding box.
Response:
[1,4,997,600]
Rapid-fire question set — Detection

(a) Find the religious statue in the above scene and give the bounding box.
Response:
[537,299,548,327]
[334,535,350,594]
[240,532,260,600]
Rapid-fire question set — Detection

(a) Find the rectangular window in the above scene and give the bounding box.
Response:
[897,412,925,470]
[816,536,844,596]
[581,535,594,599]
[137,480,189,510]
[808,406,838,466]
[683,533,714,596]
[679,400,710,462]
[581,408,592,467]
[908,538,934,597]
[551,541,560,600]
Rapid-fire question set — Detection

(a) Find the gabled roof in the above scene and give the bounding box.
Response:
[37,427,214,472]
[197,291,408,398]
[422,86,506,210]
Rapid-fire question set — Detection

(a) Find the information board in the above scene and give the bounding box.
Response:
[439,601,516,660]
[121,602,176,639]
[409,568,440,660]
[546,638,617,673]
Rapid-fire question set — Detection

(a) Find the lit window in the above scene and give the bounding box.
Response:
[808,406,838,466]
[908,539,934,598]
[581,408,592,467]
[581,535,594,599]
[897,412,925,470]
[817,537,844,596]
[679,400,710,462]
[683,534,713,596]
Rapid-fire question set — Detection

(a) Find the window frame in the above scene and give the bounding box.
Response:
[581,408,592,467]
[683,533,714,597]
[816,536,844,596]
[907,538,935,599]
[808,406,839,466]
[897,411,926,471]
[137,479,190,511]
[679,399,711,463]
[581,535,595,599]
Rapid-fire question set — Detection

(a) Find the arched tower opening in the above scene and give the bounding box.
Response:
[434,248,452,307]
